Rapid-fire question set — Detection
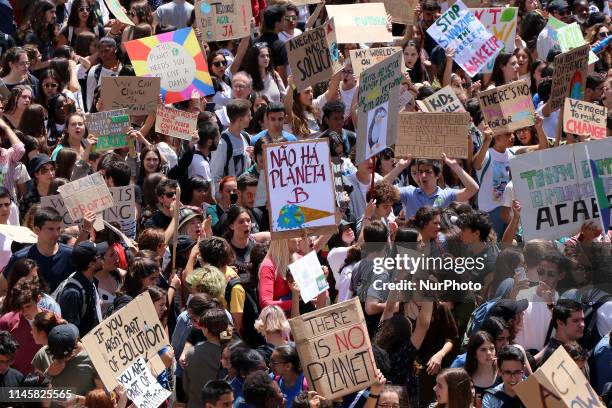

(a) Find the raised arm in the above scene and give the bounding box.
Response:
[442,153,479,202]
[472,126,493,170]
[230,35,250,75]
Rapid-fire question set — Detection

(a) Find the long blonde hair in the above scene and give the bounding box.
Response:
[264,239,292,280]
[254,305,291,339]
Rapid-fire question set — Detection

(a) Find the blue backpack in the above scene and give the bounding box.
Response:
[461,297,502,349]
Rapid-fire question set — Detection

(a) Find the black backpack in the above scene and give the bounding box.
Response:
[221,131,251,176]
[225,278,264,348]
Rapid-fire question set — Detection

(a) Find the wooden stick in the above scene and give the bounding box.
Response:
[171,186,181,277]
[370,156,376,192]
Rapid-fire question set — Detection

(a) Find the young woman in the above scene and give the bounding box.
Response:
[35,68,63,107]
[1,258,59,315]
[135,145,165,188]
[431,368,475,408]
[30,311,63,374]
[19,104,47,144]
[50,112,88,160]
[403,39,430,84]
[96,244,125,316]
[112,254,161,311]
[120,1,154,47]
[84,388,128,408]
[514,47,532,85]
[487,247,529,300]
[19,154,55,218]
[240,43,285,103]
[0,117,25,195]
[208,51,232,108]
[464,332,499,405]
[254,305,291,364]
[21,0,56,62]
[488,53,519,88]
[0,48,39,97]
[270,345,307,406]
[224,206,269,275]
[184,176,211,212]
[529,60,547,97]
[57,0,104,47]
[326,223,358,303]
[46,93,74,149]
[587,23,612,72]
[2,85,33,130]
[52,147,78,180]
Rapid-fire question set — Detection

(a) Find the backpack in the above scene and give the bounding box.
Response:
[225,277,264,347]
[483,387,524,408]
[221,131,251,176]
[52,272,87,319]
[461,297,502,349]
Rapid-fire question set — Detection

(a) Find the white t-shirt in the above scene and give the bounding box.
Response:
[536,101,560,140]
[188,153,214,197]
[156,142,178,169]
[0,204,20,274]
[327,247,355,302]
[340,86,357,120]
[515,286,559,351]
[597,302,612,337]
[13,163,30,199]
[279,28,303,43]
[476,147,520,212]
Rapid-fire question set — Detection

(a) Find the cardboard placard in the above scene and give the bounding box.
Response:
[423,85,466,113]
[117,357,172,408]
[585,143,612,234]
[291,0,322,5]
[124,28,214,103]
[101,76,160,115]
[383,0,417,24]
[286,19,342,92]
[396,112,470,159]
[356,50,403,165]
[194,0,252,42]
[86,109,130,152]
[155,105,198,140]
[289,298,377,400]
[515,346,605,408]
[57,173,114,223]
[349,47,401,77]
[478,80,535,135]
[289,251,329,303]
[325,3,393,44]
[0,225,37,244]
[263,139,337,239]
[103,0,134,25]
[557,22,598,65]
[563,98,607,139]
[472,8,517,73]
[548,45,590,112]
[82,292,170,391]
[509,137,612,241]
[427,0,501,77]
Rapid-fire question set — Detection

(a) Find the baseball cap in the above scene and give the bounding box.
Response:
[47,323,79,358]
[72,241,109,271]
[490,299,529,321]
[174,235,196,254]
[547,0,569,13]
[30,154,53,174]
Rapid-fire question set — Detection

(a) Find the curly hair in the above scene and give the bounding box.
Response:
[366,180,400,205]
[0,331,19,356]
[11,275,42,311]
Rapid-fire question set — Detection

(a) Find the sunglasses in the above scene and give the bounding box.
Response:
[284,15,298,21]
[254,42,268,49]
[43,82,58,88]
[212,60,227,67]
[164,191,176,198]
[79,6,91,12]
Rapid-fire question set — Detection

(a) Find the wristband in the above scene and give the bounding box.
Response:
[368,393,380,399]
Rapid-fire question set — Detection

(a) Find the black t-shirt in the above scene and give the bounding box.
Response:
[256,32,288,68]
[144,210,172,230]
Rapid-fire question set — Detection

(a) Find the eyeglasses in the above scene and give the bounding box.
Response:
[284,15,298,22]
[212,60,227,67]
[43,82,58,89]
[537,267,558,278]
[254,42,268,48]
[502,370,524,377]
[79,6,91,12]
[164,191,176,198]
[233,83,249,89]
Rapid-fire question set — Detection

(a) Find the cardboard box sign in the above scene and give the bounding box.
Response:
[478,80,536,135]
[101,76,160,115]
[563,97,607,139]
[194,0,252,42]
[548,45,589,112]
[325,3,393,44]
[289,298,377,400]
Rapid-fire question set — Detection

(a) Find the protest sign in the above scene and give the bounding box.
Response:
[155,105,198,140]
[356,50,403,164]
[325,3,392,44]
[472,7,517,73]
[117,357,171,408]
[515,346,604,408]
[557,22,598,65]
[86,109,130,151]
[549,45,589,112]
[57,173,114,225]
[349,47,402,77]
[396,112,470,159]
[563,98,607,139]
[289,251,329,303]
[331,157,346,207]
[383,0,416,24]
[286,19,342,92]
[101,76,160,115]
[289,298,377,400]
[0,225,37,244]
[427,0,501,77]
[478,80,535,135]
[586,143,612,234]
[291,0,322,4]
[194,0,252,42]
[423,85,466,113]
[82,292,170,390]
[263,139,337,239]
[103,0,134,25]
[124,27,214,103]
[509,137,612,241]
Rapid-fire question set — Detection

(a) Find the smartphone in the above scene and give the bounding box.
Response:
[515,266,527,281]
[230,192,238,205]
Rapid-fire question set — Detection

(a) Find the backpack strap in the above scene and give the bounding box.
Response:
[224,276,242,307]
[221,132,233,176]
[478,153,492,185]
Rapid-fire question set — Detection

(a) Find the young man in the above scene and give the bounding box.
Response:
[230,347,266,405]
[188,122,220,183]
[537,0,571,61]
[346,151,383,222]
[210,99,252,189]
[144,178,178,230]
[320,100,355,157]
[56,240,107,337]
[202,380,234,408]
[0,331,23,387]
[183,308,229,408]
[585,72,606,103]
[482,345,526,408]
[456,210,499,284]
[2,207,73,292]
[251,102,297,144]
[356,180,399,238]
[154,0,193,28]
[256,5,289,82]
[536,299,585,366]
[278,3,302,42]
[214,174,268,234]
[391,156,479,219]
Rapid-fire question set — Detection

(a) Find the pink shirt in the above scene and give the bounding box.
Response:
[0,311,41,375]
[0,143,25,191]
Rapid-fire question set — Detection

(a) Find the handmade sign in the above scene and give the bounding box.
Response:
[82,292,170,390]
[325,3,393,44]
[289,298,377,400]
[86,109,130,151]
[349,47,402,77]
[472,7,517,73]
[356,50,403,165]
[509,137,612,241]
[101,76,160,115]
[557,22,598,65]
[515,347,604,408]
[383,0,417,24]
[396,112,470,159]
[286,19,342,92]
[103,0,134,25]
[155,105,198,140]
[57,173,114,225]
[124,27,214,103]
[548,45,589,112]
[586,142,612,234]
[563,98,607,139]
[117,357,171,408]
[291,0,321,4]
[194,0,252,42]
[289,251,329,303]
[423,85,466,113]
[427,0,501,77]
[0,225,37,244]
[478,80,535,135]
[263,139,336,239]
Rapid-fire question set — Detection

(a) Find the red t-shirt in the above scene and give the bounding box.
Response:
[258,256,292,312]
[0,311,41,375]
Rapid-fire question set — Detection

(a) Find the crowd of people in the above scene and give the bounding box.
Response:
[0,0,610,407]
